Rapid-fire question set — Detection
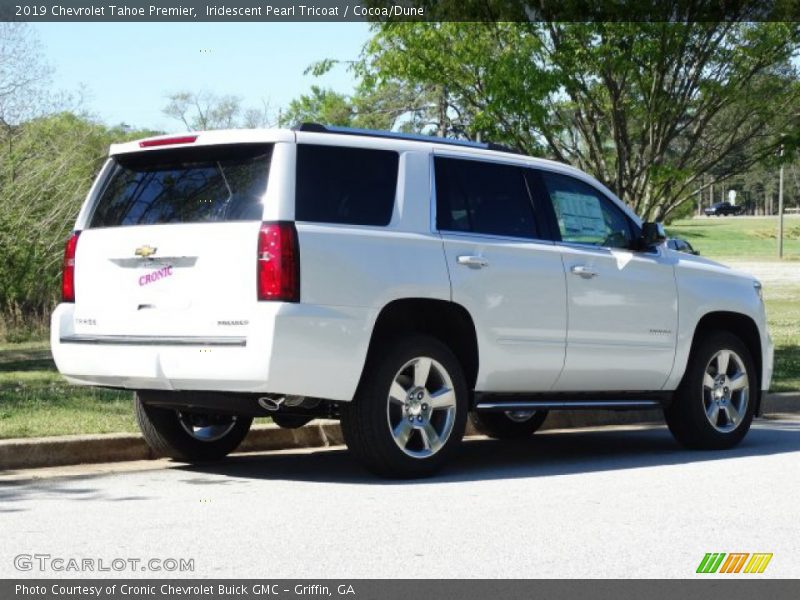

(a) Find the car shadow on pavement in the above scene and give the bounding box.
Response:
[179,418,800,485]
[0,482,111,511]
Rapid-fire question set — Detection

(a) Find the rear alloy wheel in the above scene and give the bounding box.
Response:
[665,331,756,450]
[340,335,468,478]
[135,392,253,462]
[178,412,239,442]
[470,409,548,439]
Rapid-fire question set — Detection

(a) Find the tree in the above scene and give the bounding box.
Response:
[282,86,355,127]
[355,21,800,219]
[0,114,155,322]
[0,26,151,336]
[282,82,422,132]
[0,22,52,128]
[163,91,273,131]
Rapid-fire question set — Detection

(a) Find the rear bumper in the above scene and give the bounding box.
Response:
[51,302,376,402]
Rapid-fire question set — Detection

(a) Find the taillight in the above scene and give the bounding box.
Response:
[257,222,299,302]
[61,231,80,303]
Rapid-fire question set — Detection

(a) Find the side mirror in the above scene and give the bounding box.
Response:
[640,222,667,248]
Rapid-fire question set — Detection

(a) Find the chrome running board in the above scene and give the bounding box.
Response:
[474,399,662,411]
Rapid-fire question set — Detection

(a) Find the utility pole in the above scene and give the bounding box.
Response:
[778,144,785,258]
[697,175,704,216]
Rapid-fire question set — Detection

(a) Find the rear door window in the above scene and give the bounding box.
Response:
[434,157,538,239]
[89,144,272,228]
[295,144,399,226]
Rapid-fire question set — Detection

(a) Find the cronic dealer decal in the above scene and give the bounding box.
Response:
[139,266,173,287]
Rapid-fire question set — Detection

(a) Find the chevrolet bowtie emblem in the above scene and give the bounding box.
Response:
[134,245,157,258]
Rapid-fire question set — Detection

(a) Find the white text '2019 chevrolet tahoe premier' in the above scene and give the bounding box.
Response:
[51,124,773,477]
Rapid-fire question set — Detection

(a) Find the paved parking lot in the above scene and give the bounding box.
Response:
[1,418,799,579]
[726,260,800,286]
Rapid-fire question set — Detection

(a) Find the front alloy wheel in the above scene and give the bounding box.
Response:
[665,331,756,450]
[701,349,749,433]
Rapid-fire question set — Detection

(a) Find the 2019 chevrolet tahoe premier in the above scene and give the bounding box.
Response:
[50,124,774,477]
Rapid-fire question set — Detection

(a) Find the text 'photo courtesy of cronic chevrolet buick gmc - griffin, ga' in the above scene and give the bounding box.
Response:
[51,124,773,477]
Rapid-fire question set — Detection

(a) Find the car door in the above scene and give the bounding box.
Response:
[434,154,567,392]
[533,169,678,392]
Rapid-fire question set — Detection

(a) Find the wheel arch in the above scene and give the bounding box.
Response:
[688,311,763,412]
[359,298,479,391]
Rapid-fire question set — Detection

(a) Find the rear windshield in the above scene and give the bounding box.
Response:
[89,144,272,228]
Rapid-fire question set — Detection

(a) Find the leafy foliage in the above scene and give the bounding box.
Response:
[0,114,155,323]
[354,22,800,219]
[282,86,356,127]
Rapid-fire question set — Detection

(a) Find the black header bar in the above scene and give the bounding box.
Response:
[1,0,799,22]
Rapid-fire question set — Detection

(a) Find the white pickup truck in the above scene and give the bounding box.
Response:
[51,124,773,477]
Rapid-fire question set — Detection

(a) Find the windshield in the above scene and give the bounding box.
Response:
[89,144,272,228]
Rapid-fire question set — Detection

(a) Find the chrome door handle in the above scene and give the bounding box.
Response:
[570,265,598,279]
[457,255,489,268]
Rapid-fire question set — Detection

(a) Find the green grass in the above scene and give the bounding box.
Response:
[764,284,800,393]
[0,341,136,439]
[667,215,800,261]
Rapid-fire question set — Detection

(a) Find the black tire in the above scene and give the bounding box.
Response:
[470,410,548,439]
[134,392,253,462]
[340,334,468,478]
[665,331,756,450]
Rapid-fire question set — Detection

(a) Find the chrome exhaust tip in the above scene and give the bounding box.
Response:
[257,396,284,412]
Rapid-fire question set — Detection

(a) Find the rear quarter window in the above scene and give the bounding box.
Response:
[295,144,399,226]
[89,144,272,228]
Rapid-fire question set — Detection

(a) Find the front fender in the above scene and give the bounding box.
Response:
[664,257,771,392]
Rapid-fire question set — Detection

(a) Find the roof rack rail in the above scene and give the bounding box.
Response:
[295,122,519,155]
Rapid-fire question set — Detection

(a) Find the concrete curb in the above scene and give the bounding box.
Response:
[0,393,796,472]
[0,421,346,472]
[761,392,800,414]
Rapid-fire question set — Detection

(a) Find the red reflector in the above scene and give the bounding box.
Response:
[139,135,197,148]
[61,231,80,303]
[257,222,299,302]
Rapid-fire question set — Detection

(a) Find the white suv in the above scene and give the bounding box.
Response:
[51,124,773,477]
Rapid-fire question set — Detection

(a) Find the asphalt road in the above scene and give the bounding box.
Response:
[1,418,799,579]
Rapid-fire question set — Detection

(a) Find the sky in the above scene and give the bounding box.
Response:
[31,23,372,132]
